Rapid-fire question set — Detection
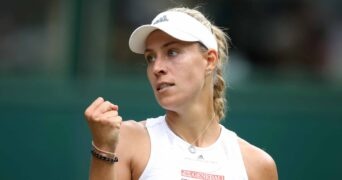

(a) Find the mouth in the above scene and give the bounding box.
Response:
[156,82,175,91]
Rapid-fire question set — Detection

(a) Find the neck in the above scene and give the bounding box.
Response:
[165,112,220,147]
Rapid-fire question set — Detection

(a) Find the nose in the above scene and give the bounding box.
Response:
[152,57,167,77]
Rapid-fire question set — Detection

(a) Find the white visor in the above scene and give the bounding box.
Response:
[129,11,218,54]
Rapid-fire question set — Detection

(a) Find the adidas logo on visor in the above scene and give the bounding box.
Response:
[152,15,168,25]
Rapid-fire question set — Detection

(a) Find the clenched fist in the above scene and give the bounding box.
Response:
[84,97,122,152]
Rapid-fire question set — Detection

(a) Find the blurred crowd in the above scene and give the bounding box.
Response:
[1,0,341,83]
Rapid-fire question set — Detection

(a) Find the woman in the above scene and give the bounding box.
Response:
[85,7,278,180]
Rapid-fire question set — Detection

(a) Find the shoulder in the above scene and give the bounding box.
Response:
[119,120,149,150]
[116,120,150,179]
[238,137,278,180]
[121,120,147,134]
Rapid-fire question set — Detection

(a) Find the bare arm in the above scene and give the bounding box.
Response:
[89,157,117,180]
[238,138,278,180]
[84,97,127,180]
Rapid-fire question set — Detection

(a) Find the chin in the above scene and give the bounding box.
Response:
[156,98,176,111]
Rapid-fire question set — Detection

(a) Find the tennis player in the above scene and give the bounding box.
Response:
[85,7,278,180]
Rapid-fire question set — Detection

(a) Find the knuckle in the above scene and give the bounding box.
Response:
[93,116,101,122]
[84,108,91,117]
[87,113,102,123]
[116,116,123,122]
[112,111,118,116]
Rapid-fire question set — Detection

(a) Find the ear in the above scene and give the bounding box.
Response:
[205,49,218,72]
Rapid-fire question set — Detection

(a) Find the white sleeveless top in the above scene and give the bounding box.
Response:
[139,115,248,180]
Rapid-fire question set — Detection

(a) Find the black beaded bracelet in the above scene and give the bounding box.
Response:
[91,149,118,163]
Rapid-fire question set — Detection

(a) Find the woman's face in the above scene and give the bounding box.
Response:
[144,30,212,112]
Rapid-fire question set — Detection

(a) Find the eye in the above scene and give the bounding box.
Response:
[144,54,156,64]
[167,49,179,57]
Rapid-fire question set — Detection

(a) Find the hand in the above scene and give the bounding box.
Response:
[84,97,122,152]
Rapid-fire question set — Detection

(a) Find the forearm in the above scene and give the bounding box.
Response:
[85,97,122,180]
[90,157,116,180]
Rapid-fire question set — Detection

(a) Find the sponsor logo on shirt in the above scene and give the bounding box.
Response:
[181,169,224,180]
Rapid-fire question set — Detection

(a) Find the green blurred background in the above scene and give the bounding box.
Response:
[0,0,341,179]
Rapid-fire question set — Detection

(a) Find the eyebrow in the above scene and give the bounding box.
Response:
[145,41,182,53]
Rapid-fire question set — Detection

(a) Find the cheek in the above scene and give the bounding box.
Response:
[180,58,206,81]
[177,63,206,90]
[146,67,152,79]
[146,67,155,87]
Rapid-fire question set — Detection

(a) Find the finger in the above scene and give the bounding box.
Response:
[85,97,104,116]
[108,115,123,128]
[94,101,118,114]
[94,111,122,128]
[106,115,122,128]
[102,110,119,119]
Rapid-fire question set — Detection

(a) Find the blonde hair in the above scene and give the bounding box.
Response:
[168,7,230,121]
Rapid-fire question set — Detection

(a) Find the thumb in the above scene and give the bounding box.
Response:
[111,104,119,111]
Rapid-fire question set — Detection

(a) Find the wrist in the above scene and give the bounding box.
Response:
[92,141,116,154]
[92,140,117,153]
[91,141,118,163]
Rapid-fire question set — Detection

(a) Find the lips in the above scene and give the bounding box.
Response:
[156,82,175,91]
